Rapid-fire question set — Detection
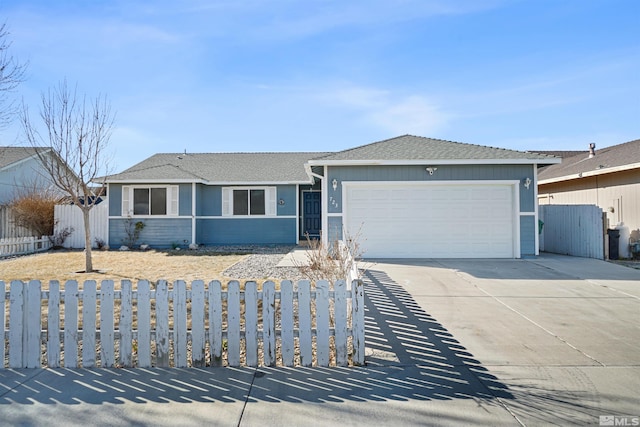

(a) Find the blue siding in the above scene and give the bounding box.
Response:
[179,184,192,216]
[109,218,192,248]
[0,156,58,205]
[196,218,297,244]
[276,185,297,216]
[197,185,221,216]
[327,217,343,242]
[109,184,123,216]
[520,216,536,256]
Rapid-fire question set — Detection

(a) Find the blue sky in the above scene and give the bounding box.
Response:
[1,0,638,171]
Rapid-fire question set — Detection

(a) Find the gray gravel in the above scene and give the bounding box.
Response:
[223,253,306,281]
[190,245,307,280]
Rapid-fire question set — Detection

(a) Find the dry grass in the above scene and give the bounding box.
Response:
[0,249,247,285]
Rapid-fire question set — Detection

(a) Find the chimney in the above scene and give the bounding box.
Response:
[588,143,596,158]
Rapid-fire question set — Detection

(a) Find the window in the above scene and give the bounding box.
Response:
[122,186,179,216]
[222,187,276,216]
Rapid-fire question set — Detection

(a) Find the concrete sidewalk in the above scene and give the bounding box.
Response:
[1,253,638,426]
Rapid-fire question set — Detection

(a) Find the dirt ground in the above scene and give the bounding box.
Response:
[0,249,247,285]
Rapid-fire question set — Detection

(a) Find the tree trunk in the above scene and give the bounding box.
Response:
[83,207,93,272]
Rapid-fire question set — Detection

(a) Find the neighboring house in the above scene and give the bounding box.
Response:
[0,146,58,205]
[538,139,640,237]
[105,135,559,258]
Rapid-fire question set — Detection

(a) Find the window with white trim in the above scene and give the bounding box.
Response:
[222,187,276,216]
[122,186,179,216]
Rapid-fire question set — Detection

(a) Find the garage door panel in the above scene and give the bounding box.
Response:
[345,183,515,258]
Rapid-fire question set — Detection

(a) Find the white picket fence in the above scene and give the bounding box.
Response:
[0,236,53,258]
[1,279,365,369]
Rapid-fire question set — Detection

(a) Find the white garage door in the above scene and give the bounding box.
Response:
[344,182,516,258]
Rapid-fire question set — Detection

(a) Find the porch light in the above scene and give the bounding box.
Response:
[425,167,437,175]
[332,179,338,191]
[523,177,532,189]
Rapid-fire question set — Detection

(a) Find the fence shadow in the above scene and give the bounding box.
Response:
[0,268,513,411]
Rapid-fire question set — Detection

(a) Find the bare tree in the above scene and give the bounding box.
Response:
[0,22,27,130]
[21,80,114,272]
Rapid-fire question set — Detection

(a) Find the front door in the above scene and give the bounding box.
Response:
[303,192,321,237]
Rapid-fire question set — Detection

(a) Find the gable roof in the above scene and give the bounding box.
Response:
[538,139,640,184]
[106,152,330,184]
[308,135,560,165]
[0,147,50,171]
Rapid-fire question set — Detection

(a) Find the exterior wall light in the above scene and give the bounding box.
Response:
[425,167,437,175]
[523,177,532,189]
[332,178,338,191]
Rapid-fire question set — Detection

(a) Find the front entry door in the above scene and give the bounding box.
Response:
[303,192,321,237]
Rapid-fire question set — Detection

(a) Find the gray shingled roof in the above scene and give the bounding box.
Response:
[107,152,330,183]
[538,139,640,181]
[309,135,559,163]
[0,147,49,169]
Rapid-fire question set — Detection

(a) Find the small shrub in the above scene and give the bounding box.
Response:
[9,186,63,237]
[123,216,145,248]
[50,226,74,248]
[295,228,365,282]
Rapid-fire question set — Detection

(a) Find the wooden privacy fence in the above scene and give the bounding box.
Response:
[0,236,52,258]
[540,205,605,259]
[1,279,365,369]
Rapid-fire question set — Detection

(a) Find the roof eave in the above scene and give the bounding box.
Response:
[538,161,640,185]
[307,158,561,166]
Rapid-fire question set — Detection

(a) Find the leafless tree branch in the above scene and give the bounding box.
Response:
[0,22,27,129]
[20,79,115,272]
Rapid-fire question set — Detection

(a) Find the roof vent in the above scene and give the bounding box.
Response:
[588,143,596,158]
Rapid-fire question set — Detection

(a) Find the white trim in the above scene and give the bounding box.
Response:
[321,166,328,246]
[307,158,560,167]
[538,161,640,185]
[513,183,521,258]
[191,182,196,245]
[342,179,521,187]
[520,212,536,216]
[192,215,298,220]
[122,185,180,217]
[296,184,300,240]
[221,186,278,218]
[533,164,539,255]
[106,183,110,243]
[106,179,312,185]
[326,212,342,217]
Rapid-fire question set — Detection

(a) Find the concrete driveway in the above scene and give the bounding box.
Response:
[0,254,637,426]
[364,253,640,426]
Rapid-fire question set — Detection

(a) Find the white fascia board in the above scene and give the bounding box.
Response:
[205,180,313,186]
[538,162,640,185]
[307,158,561,166]
[106,178,313,185]
[106,178,205,184]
